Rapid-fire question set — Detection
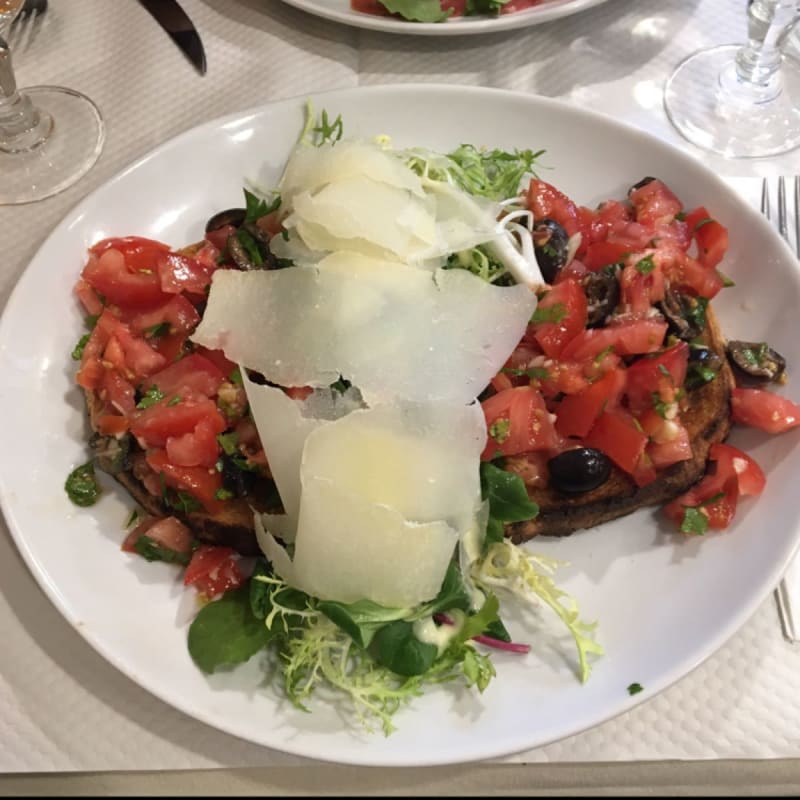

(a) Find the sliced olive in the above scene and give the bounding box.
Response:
[89,431,131,475]
[628,176,657,195]
[685,345,722,390]
[205,208,246,234]
[657,288,707,341]
[533,218,570,284]
[219,453,257,498]
[727,340,786,383]
[548,447,612,495]
[582,267,621,328]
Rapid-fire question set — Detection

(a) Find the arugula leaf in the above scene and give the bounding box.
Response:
[188,586,274,673]
[377,0,451,22]
[243,188,280,225]
[312,109,344,146]
[480,462,540,523]
[442,143,544,200]
[369,620,439,676]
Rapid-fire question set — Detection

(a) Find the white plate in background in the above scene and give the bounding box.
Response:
[277,0,611,35]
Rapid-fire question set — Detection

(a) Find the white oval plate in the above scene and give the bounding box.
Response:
[1,85,799,767]
[277,0,610,35]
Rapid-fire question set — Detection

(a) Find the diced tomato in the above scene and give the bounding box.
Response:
[93,309,167,379]
[76,356,105,391]
[157,252,218,296]
[619,253,665,314]
[709,443,766,496]
[166,417,222,469]
[503,453,550,489]
[90,236,172,268]
[491,371,514,393]
[127,295,201,339]
[643,414,692,469]
[74,279,105,317]
[102,368,136,415]
[624,342,689,413]
[630,451,658,488]
[481,386,558,460]
[664,470,739,531]
[629,179,683,227]
[554,367,626,438]
[145,449,226,514]
[534,360,590,398]
[683,207,729,269]
[132,396,227,449]
[559,317,668,362]
[184,545,244,598]
[205,225,236,252]
[657,246,724,299]
[122,515,194,558]
[148,353,225,398]
[82,247,170,310]
[285,386,314,401]
[96,415,130,436]
[102,335,127,372]
[190,347,237,381]
[582,240,631,271]
[583,410,649,477]
[731,388,800,434]
[526,179,583,237]
[532,279,587,358]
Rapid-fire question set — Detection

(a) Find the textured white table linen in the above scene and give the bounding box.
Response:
[1,0,800,772]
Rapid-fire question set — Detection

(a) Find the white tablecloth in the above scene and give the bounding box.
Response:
[2,0,800,787]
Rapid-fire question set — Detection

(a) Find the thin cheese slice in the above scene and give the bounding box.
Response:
[254,400,485,607]
[241,376,364,538]
[277,139,503,264]
[191,257,536,405]
[279,140,426,204]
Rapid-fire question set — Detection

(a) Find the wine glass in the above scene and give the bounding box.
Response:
[0,3,105,205]
[664,0,800,158]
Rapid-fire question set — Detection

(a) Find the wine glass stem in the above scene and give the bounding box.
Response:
[0,36,52,153]
[733,0,799,100]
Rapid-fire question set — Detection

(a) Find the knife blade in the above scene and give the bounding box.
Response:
[138,0,207,76]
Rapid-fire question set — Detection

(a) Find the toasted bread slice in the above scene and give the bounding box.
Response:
[506,304,733,543]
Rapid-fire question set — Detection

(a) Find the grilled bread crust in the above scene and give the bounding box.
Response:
[506,305,733,543]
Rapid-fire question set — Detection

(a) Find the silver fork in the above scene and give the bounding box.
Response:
[764,176,800,643]
[5,0,47,56]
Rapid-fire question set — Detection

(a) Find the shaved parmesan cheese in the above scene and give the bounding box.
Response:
[277,139,503,264]
[241,375,363,537]
[254,401,485,607]
[191,259,535,405]
[279,140,426,203]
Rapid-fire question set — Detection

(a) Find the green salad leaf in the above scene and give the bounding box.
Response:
[377,0,452,22]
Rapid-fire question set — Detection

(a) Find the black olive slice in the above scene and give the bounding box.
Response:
[548,447,612,495]
[533,218,570,284]
[582,268,621,328]
[657,288,707,341]
[727,340,786,383]
[205,208,246,234]
[628,176,657,195]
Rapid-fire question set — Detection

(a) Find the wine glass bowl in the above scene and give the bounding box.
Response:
[0,0,104,205]
[664,0,800,158]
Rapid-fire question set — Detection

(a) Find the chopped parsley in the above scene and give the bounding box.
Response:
[133,535,191,566]
[144,321,171,339]
[627,682,644,696]
[531,303,568,324]
[137,385,165,409]
[71,333,91,360]
[65,461,101,507]
[488,418,511,444]
[501,366,551,380]
[635,255,656,275]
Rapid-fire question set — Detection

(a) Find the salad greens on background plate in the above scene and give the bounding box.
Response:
[1,85,800,767]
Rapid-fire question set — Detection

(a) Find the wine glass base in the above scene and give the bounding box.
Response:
[0,86,105,205]
[664,44,800,158]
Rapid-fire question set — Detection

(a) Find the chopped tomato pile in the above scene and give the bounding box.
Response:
[73,234,268,595]
[481,176,800,536]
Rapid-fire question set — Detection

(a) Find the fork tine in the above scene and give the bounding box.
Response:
[778,176,788,240]
[762,177,770,218]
